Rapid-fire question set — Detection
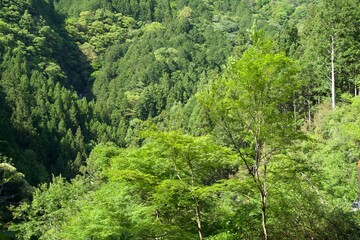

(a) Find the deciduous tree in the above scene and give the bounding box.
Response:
[198,37,300,239]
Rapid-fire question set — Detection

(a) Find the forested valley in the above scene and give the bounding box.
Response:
[1,0,360,239]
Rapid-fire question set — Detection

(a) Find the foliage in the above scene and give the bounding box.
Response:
[198,38,302,239]
[298,0,360,108]
[10,175,91,239]
[0,157,31,238]
[11,132,243,239]
[1,0,360,239]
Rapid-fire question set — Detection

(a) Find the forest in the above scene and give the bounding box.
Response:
[0,0,360,239]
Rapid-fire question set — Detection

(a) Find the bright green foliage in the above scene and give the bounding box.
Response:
[59,182,140,239]
[10,175,91,240]
[105,132,241,239]
[312,98,360,203]
[0,159,31,235]
[198,38,301,239]
[54,0,111,17]
[65,9,137,67]
[12,132,242,239]
[274,98,360,238]
[199,38,300,166]
[266,147,360,239]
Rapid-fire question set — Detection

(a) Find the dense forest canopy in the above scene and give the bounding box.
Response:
[1,0,360,239]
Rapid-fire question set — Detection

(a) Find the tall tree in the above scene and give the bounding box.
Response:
[300,0,360,109]
[198,38,300,239]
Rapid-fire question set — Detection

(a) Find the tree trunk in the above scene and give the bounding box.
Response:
[355,82,358,96]
[188,161,203,240]
[255,139,268,240]
[261,191,268,240]
[195,199,203,240]
[331,35,336,109]
[261,161,268,240]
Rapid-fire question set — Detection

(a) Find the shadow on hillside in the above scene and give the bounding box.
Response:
[31,0,94,98]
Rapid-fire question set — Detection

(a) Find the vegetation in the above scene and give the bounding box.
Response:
[0,0,360,239]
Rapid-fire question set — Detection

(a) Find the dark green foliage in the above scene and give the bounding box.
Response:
[0,0,92,182]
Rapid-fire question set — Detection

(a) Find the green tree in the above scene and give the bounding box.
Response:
[299,0,360,109]
[143,131,239,239]
[10,175,90,240]
[12,131,240,239]
[198,38,300,239]
[0,158,32,234]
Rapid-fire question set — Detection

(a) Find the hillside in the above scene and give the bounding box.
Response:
[1,0,360,239]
